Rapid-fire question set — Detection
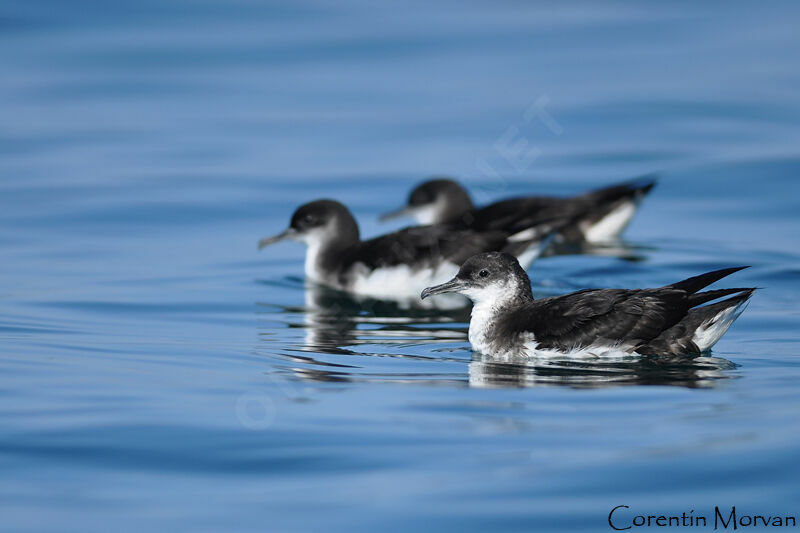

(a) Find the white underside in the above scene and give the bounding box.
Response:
[301,231,450,299]
[514,239,548,270]
[341,241,544,299]
[518,340,636,360]
[506,225,550,242]
[692,300,749,352]
[349,261,460,298]
[302,222,546,300]
[473,331,638,362]
[583,200,637,243]
[304,238,325,282]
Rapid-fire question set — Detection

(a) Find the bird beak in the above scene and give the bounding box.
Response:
[258,228,297,250]
[379,206,411,222]
[421,277,467,300]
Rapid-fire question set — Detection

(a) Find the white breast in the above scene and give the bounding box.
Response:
[350,262,460,299]
[467,300,499,354]
[303,238,327,283]
[466,284,519,354]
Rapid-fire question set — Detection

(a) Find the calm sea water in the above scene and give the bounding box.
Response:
[2,1,800,531]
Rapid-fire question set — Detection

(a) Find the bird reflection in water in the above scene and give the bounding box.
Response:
[469,353,737,389]
[543,238,653,262]
[256,282,472,387]
[295,282,470,354]
[259,281,737,390]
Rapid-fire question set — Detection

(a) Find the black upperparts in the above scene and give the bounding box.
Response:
[482,258,752,353]
[345,226,511,273]
[580,175,658,205]
[441,176,658,236]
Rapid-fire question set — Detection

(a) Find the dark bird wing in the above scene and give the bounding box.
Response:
[466,197,577,234]
[463,176,657,236]
[348,225,510,271]
[507,288,690,351]
[505,265,750,353]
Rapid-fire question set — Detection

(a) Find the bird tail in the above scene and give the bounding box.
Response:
[570,174,657,242]
[687,287,752,308]
[666,266,750,295]
[683,288,756,351]
[642,288,755,356]
[579,174,657,205]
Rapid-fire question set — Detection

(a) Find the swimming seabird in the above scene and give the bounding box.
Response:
[380,176,656,243]
[421,252,754,358]
[258,199,559,299]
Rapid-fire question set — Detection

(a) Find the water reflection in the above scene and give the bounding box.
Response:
[294,283,469,353]
[255,282,469,353]
[469,354,738,389]
[257,282,738,390]
[544,238,654,262]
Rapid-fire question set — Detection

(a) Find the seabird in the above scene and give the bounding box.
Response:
[421,252,754,358]
[258,199,560,299]
[380,176,656,243]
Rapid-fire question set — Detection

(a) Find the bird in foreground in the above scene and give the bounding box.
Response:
[258,199,561,299]
[421,252,754,359]
[380,176,656,244]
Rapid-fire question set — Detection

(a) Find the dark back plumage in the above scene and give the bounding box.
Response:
[410,176,657,238]
[493,265,753,355]
[343,226,513,273]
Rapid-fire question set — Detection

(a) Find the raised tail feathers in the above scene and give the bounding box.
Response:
[688,287,755,308]
[577,175,657,242]
[689,288,755,352]
[643,288,755,356]
[668,266,750,295]
[582,174,658,205]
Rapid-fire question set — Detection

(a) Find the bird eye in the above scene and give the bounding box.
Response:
[478,269,489,278]
[303,214,316,225]
[410,192,428,205]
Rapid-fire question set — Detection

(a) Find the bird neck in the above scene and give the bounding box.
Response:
[467,278,533,353]
[304,217,360,286]
[437,190,475,225]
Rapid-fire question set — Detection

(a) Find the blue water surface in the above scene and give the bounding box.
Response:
[1,1,800,531]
